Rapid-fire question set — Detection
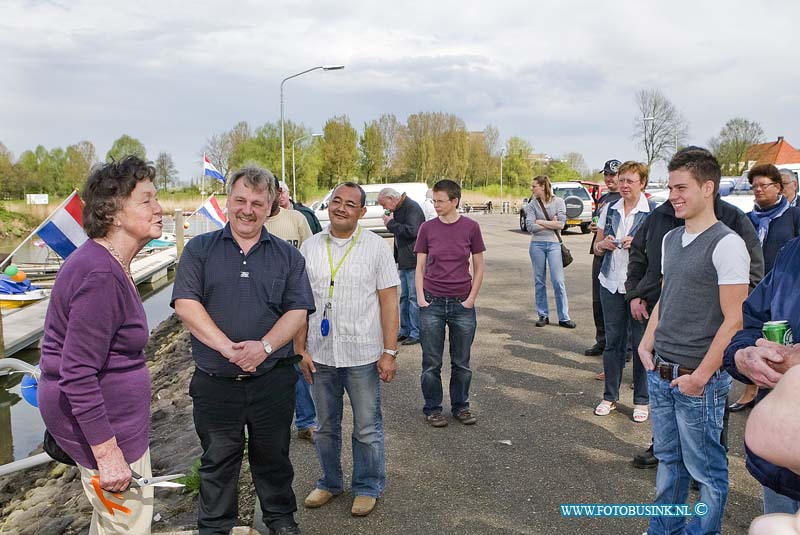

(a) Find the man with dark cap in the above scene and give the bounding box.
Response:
[585,159,621,357]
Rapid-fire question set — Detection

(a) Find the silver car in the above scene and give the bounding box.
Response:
[519,182,594,233]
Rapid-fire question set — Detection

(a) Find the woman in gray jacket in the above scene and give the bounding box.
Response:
[524,175,575,328]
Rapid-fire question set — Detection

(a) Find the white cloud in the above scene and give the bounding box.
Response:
[0,0,798,184]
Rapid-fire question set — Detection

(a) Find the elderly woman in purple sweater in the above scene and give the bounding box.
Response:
[38,156,162,534]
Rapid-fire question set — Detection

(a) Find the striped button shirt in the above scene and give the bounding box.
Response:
[300,225,400,368]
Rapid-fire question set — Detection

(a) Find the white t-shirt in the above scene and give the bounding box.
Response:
[661,229,750,285]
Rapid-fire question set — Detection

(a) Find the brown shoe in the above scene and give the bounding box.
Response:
[304,488,334,508]
[351,496,377,516]
[297,427,315,443]
[426,412,448,427]
[454,409,477,425]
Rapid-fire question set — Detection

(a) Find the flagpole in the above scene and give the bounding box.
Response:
[0,191,79,270]
[201,154,206,199]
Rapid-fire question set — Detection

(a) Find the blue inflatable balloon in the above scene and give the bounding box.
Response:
[20,373,39,408]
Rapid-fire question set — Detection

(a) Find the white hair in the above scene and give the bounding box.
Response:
[378,187,402,200]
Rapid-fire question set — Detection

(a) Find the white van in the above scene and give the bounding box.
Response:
[314,182,432,234]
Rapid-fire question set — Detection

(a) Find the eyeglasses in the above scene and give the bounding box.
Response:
[751,182,779,191]
[329,198,360,210]
[618,179,640,185]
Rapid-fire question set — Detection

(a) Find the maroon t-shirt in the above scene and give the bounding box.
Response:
[38,240,150,469]
[414,216,486,297]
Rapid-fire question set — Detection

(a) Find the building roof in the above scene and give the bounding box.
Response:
[745,136,800,166]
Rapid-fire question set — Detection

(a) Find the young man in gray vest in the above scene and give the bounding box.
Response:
[638,149,750,535]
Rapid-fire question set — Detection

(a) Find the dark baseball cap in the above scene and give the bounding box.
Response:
[601,159,621,175]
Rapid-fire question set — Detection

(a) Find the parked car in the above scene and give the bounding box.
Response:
[519,181,595,233]
[314,182,431,234]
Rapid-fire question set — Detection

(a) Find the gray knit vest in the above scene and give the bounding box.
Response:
[654,222,734,369]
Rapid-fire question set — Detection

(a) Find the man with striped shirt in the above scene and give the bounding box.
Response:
[296,182,400,518]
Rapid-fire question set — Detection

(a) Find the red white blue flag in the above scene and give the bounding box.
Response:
[37,191,88,259]
[197,194,227,228]
[203,154,225,183]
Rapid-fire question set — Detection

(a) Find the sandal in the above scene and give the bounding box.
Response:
[594,400,616,416]
[633,405,649,423]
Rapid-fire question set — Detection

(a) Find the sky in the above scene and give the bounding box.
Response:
[2,0,798,187]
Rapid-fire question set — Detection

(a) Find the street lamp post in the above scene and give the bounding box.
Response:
[280,65,345,184]
[292,133,322,201]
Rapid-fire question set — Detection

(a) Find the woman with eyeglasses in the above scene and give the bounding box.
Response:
[728,164,800,414]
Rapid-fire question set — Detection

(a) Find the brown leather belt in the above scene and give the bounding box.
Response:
[656,359,695,381]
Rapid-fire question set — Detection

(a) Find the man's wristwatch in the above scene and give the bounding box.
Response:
[262,340,273,356]
[383,348,399,358]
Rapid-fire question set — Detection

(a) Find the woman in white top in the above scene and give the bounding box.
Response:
[593,162,654,422]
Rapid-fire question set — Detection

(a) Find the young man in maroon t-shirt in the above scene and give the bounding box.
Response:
[414,179,486,427]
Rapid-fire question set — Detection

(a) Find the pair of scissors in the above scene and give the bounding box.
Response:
[91,469,186,516]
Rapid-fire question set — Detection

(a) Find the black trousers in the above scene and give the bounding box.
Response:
[190,365,297,534]
[591,255,605,347]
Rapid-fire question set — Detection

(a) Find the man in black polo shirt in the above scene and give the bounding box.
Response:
[172,166,314,535]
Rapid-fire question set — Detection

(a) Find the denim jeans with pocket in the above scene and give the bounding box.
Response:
[647,368,732,535]
[529,241,570,322]
[600,286,648,405]
[419,293,477,416]
[398,268,420,339]
[294,363,316,431]
[311,361,385,497]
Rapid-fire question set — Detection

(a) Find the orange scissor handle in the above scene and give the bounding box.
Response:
[91,475,132,516]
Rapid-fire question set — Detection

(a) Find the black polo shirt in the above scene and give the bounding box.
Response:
[171,224,315,376]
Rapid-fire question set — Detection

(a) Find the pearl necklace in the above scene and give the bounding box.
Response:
[102,240,133,279]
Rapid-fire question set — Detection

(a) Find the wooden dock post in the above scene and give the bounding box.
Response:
[175,209,184,259]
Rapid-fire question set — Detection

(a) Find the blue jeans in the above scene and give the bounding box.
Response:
[599,287,648,405]
[763,485,800,514]
[294,363,316,431]
[647,368,732,535]
[398,268,420,339]
[529,241,570,322]
[310,361,385,498]
[419,294,476,416]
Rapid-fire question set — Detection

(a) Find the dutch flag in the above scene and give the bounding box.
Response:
[37,191,88,259]
[197,194,227,228]
[203,155,225,183]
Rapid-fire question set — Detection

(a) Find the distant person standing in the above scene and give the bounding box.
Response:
[378,187,426,346]
[267,179,317,444]
[280,180,323,234]
[780,168,799,207]
[415,179,486,427]
[585,159,621,356]
[524,175,575,329]
[422,189,437,221]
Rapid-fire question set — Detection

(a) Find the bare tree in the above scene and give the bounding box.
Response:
[708,117,764,175]
[203,121,252,180]
[562,152,588,175]
[377,114,403,178]
[633,89,689,166]
[154,152,178,190]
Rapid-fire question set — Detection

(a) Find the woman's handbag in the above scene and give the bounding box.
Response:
[536,199,574,268]
[43,430,76,466]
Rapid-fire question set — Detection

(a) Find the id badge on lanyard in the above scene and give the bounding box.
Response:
[321,227,361,337]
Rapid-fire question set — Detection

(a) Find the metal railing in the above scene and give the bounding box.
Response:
[0,358,53,477]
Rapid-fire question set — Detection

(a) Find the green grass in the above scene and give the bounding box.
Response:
[176,458,202,497]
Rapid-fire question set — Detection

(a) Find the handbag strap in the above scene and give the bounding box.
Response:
[536,198,563,244]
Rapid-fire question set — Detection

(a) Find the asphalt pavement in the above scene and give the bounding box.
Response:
[279,213,762,535]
